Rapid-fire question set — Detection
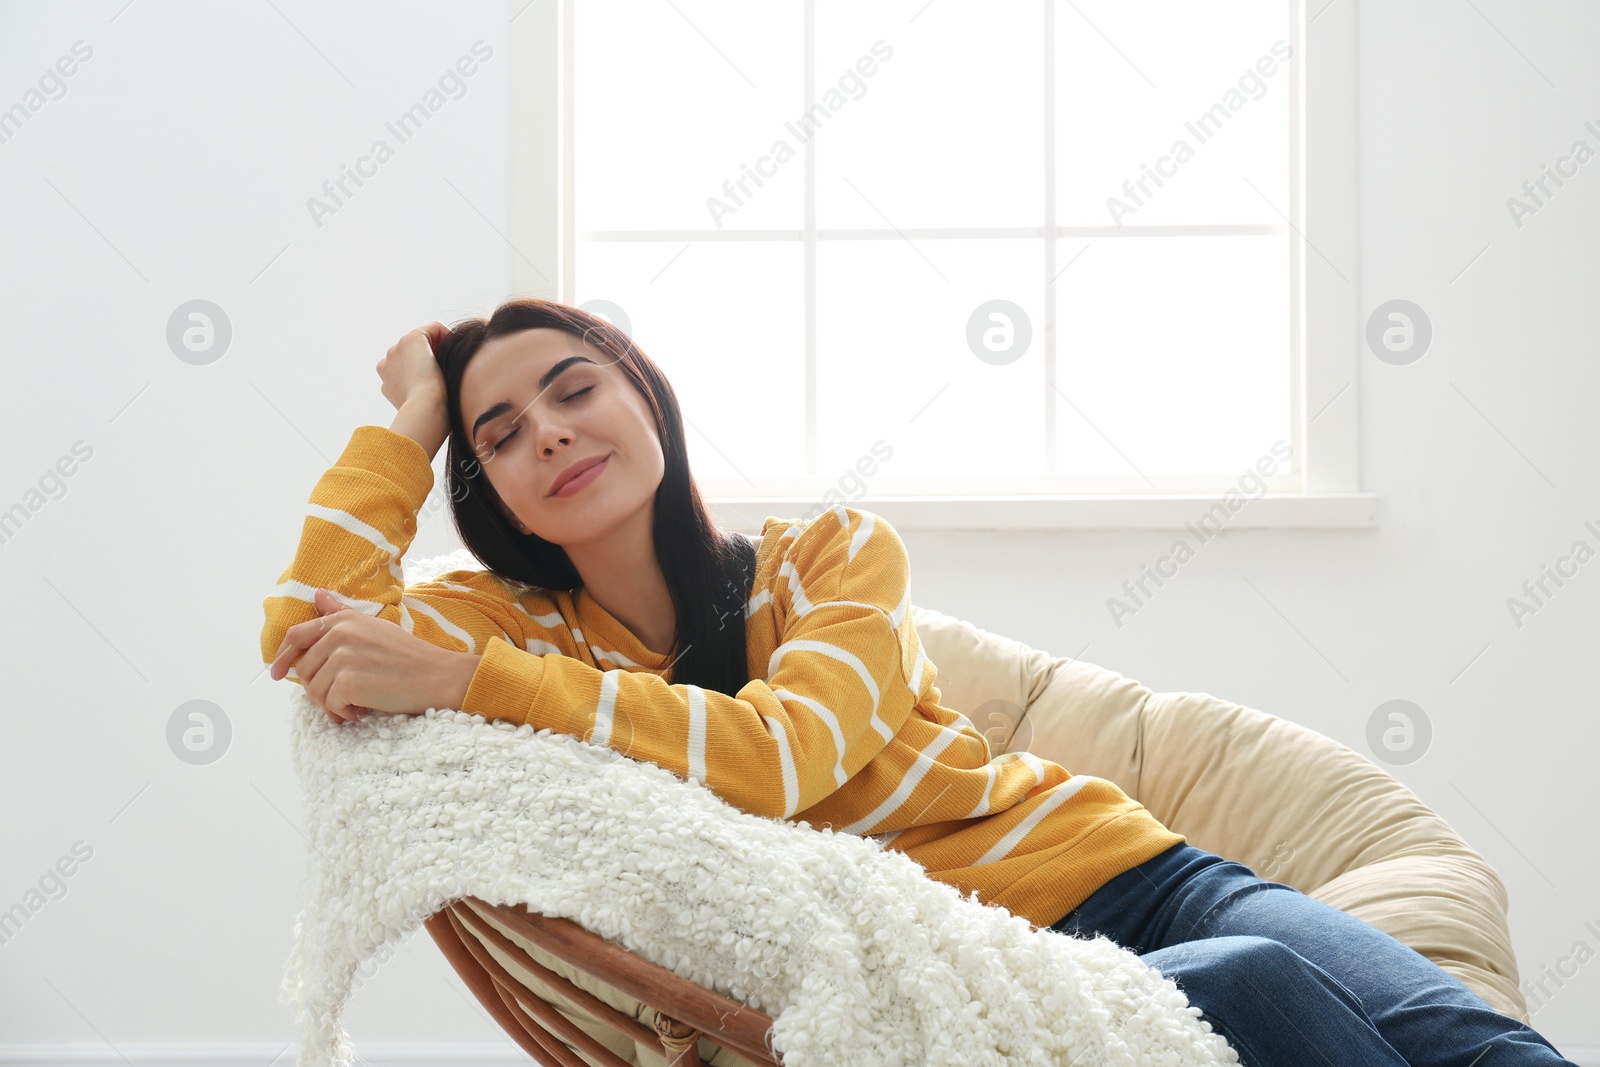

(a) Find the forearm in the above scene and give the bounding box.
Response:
[261,423,438,665]
[453,634,913,820]
[388,392,450,460]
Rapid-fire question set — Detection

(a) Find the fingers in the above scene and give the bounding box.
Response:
[271,609,372,724]
[321,678,371,724]
[277,616,360,723]
[270,623,301,672]
[272,604,344,681]
[302,647,371,724]
[314,587,350,615]
[325,705,365,724]
[270,612,334,680]
[269,637,298,680]
[326,704,367,724]
[419,320,450,351]
[310,675,360,723]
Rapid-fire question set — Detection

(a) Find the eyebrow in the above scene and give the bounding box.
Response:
[471,355,596,445]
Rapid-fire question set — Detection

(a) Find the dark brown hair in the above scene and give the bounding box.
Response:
[432,298,756,697]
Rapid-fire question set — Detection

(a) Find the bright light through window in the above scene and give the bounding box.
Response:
[573,0,1298,497]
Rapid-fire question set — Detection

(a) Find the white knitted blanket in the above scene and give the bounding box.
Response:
[277,692,1241,1066]
[278,548,1238,1065]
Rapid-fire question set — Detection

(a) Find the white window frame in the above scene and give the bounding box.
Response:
[508,0,1373,531]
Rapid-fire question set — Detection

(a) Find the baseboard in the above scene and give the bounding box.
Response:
[3,1041,1597,1065]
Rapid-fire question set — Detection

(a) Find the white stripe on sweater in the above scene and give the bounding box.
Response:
[768,637,892,744]
[687,684,708,785]
[770,688,853,790]
[306,503,402,581]
[966,763,999,819]
[591,669,620,747]
[267,579,388,615]
[845,509,875,563]
[974,774,1099,866]
[843,725,963,835]
[761,712,802,818]
[401,595,476,653]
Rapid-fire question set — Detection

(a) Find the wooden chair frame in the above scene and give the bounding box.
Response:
[424,897,784,1066]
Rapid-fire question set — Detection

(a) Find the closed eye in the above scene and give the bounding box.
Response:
[486,386,594,457]
[486,430,517,457]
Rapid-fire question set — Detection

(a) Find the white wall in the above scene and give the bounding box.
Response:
[0,0,532,1058]
[0,0,1595,1061]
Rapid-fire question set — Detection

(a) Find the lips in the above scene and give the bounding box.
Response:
[550,454,609,497]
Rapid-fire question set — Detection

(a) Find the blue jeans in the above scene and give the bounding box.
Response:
[1049,842,1574,1066]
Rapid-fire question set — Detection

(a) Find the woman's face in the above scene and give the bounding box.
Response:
[458,327,665,546]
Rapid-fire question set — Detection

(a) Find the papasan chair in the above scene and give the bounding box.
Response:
[418,600,1528,1065]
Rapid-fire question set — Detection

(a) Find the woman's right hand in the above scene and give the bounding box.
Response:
[378,321,451,412]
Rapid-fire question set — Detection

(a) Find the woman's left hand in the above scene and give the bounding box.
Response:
[269,588,474,722]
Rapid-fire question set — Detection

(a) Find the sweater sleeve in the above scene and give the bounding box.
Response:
[458,506,922,821]
[260,425,549,685]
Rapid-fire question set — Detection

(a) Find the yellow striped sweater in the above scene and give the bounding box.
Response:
[261,425,1186,930]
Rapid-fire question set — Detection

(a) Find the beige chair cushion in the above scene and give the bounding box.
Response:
[442,604,1530,1063]
[911,605,1528,1024]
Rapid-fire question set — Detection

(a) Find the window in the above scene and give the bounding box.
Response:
[510,0,1371,529]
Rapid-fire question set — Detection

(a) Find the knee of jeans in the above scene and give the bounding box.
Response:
[1156,934,1304,988]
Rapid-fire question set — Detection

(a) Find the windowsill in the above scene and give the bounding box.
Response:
[709,494,1379,531]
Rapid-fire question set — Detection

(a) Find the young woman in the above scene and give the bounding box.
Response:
[262,298,1575,1065]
